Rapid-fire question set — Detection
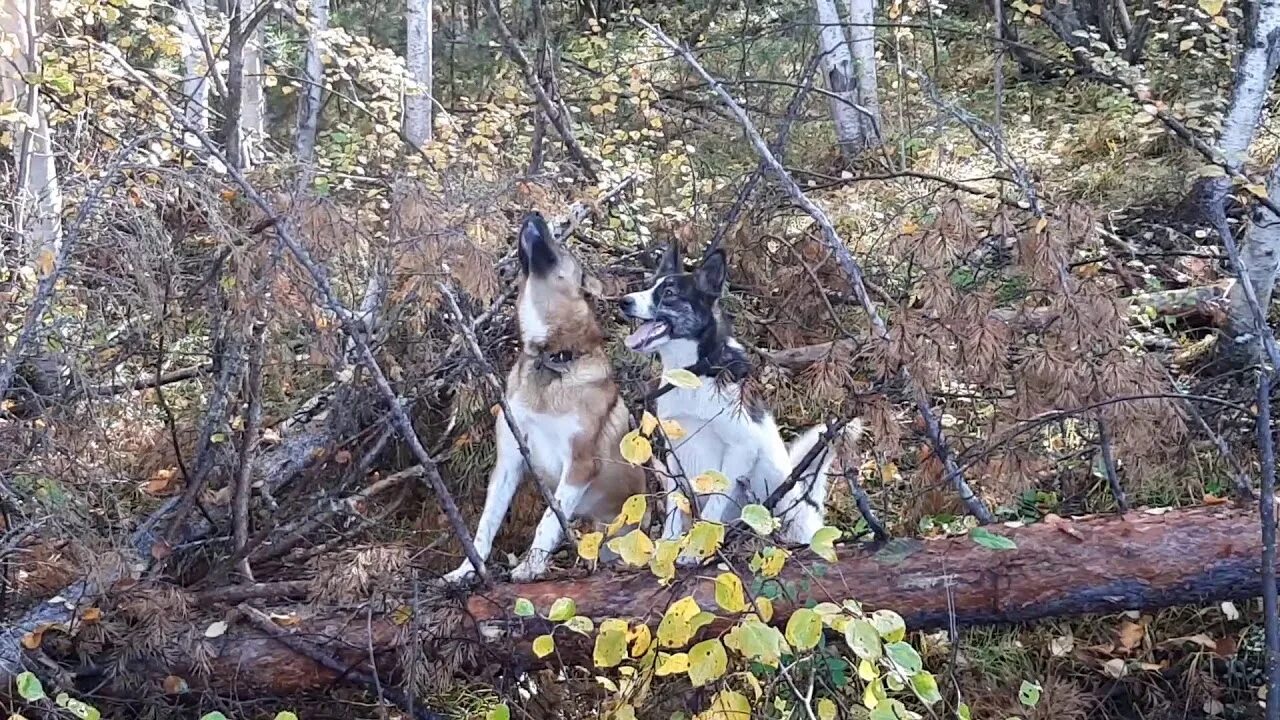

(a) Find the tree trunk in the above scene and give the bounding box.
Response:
[404,0,433,145]
[1226,161,1280,362]
[178,0,211,132]
[2,0,62,255]
[6,503,1279,698]
[294,0,329,164]
[240,23,266,167]
[813,0,864,156]
[845,0,880,146]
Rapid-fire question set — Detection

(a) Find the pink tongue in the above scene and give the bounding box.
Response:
[625,321,666,350]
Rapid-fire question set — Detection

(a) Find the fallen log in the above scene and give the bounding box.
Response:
[11,502,1271,699]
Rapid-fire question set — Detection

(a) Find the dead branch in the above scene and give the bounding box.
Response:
[638,19,994,523]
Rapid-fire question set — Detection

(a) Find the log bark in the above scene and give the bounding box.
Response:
[11,503,1276,698]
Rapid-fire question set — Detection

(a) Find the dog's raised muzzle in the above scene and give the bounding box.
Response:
[619,295,637,315]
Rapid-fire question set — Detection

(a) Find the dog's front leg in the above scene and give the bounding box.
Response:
[444,419,523,584]
[511,480,587,582]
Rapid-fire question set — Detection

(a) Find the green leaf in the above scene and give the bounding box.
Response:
[594,618,629,668]
[844,618,883,660]
[817,697,838,720]
[548,597,576,622]
[724,617,786,667]
[740,504,778,535]
[970,527,1018,551]
[514,598,535,617]
[1019,679,1042,707]
[809,526,840,562]
[956,703,972,720]
[785,608,823,650]
[714,572,748,612]
[16,671,45,701]
[565,615,594,635]
[885,641,923,674]
[912,670,943,705]
[871,609,907,642]
[274,713,300,720]
[200,714,229,720]
[869,699,909,720]
[486,703,511,720]
[687,638,728,687]
[55,694,100,720]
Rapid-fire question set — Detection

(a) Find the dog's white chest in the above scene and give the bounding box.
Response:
[509,401,580,484]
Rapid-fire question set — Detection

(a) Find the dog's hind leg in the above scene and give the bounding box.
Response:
[444,417,524,583]
[776,421,864,544]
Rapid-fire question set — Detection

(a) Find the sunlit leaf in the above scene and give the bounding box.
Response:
[750,546,790,578]
[683,521,725,562]
[657,596,705,648]
[578,531,603,563]
[1019,680,1043,707]
[514,598,535,617]
[809,526,841,562]
[912,670,943,705]
[687,638,728,687]
[818,698,838,720]
[16,672,45,701]
[655,651,690,676]
[845,618,883,660]
[565,616,594,635]
[713,572,747,613]
[532,634,555,658]
[486,704,510,720]
[662,368,702,388]
[704,690,750,719]
[640,411,659,435]
[754,596,774,622]
[607,529,655,566]
[548,597,576,622]
[871,609,907,642]
[785,608,822,650]
[619,430,653,466]
[740,504,778,535]
[608,494,648,536]
[692,470,730,494]
[629,624,652,656]
[594,618,628,668]
[650,538,681,583]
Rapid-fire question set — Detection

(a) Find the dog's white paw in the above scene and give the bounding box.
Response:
[443,563,481,585]
[510,558,547,583]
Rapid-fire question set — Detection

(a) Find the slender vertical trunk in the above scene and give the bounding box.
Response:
[1211,0,1280,362]
[178,0,210,131]
[241,22,266,167]
[404,0,433,145]
[845,0,881,146]
[813,0,863,156]
[2,0,62,256]
[295,0,329,165]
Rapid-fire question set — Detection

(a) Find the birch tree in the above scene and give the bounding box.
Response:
[813,0,862,156]
[295,0,329,164]
[1209,0,1280,361]
[404,0,433,145]
[846,0,880,144]
[223,0,270,170]
[177,0,210,132]
[2,0,62,257]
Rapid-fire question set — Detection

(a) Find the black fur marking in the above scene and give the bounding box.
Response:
[518,212,558,277]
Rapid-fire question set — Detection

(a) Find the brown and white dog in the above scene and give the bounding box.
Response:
[445,212,645,583]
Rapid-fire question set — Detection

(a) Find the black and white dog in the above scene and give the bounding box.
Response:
[619,243,860,545]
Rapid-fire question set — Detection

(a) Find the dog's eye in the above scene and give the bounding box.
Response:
[661,284,676,299]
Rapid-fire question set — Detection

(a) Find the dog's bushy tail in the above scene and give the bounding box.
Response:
[778,419,864,544]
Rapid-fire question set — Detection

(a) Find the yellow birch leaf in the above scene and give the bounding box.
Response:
[619,431,652,466]
[578,531,603,562]
[607,529,654,566]
[532,634,555,658]
[713,572,748,613]
[687,638,728,687]
[662,368,702,388]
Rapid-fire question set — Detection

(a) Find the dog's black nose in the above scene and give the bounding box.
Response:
[619,296,635,314]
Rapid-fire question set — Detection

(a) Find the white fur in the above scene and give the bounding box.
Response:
[518,289,549,345]
[444,399,590,583]
[625,284,658,317]
[650,341,851,549]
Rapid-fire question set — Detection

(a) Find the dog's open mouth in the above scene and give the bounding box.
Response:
[625,320,670,352]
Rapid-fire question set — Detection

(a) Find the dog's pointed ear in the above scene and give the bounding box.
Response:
[654,241,682,279]
[518,212,558,277]
[695,249,727,296]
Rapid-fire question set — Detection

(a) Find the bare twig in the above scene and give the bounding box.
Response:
[484,0,596,181]
[0,136,148,405]
[638,19,994,523]
[1096,419,1127,511]
[1257,372,1280,720]
[94,43,492,582]
[77,364,209,399]
[845,471,890,541]
[438,283,575,543]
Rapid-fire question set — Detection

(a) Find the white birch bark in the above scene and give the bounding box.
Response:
[294,0,328,164]
[2,0,62,256]
[846,0,880,145]
[1217,0,1280,172]
[178,0,210,132]
[1214,0,1280,358]
[240,22,266,168]
[813,0,862,156]
[403,0,433,145]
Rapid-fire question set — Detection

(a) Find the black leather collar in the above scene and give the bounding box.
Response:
[535,349,576,375]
